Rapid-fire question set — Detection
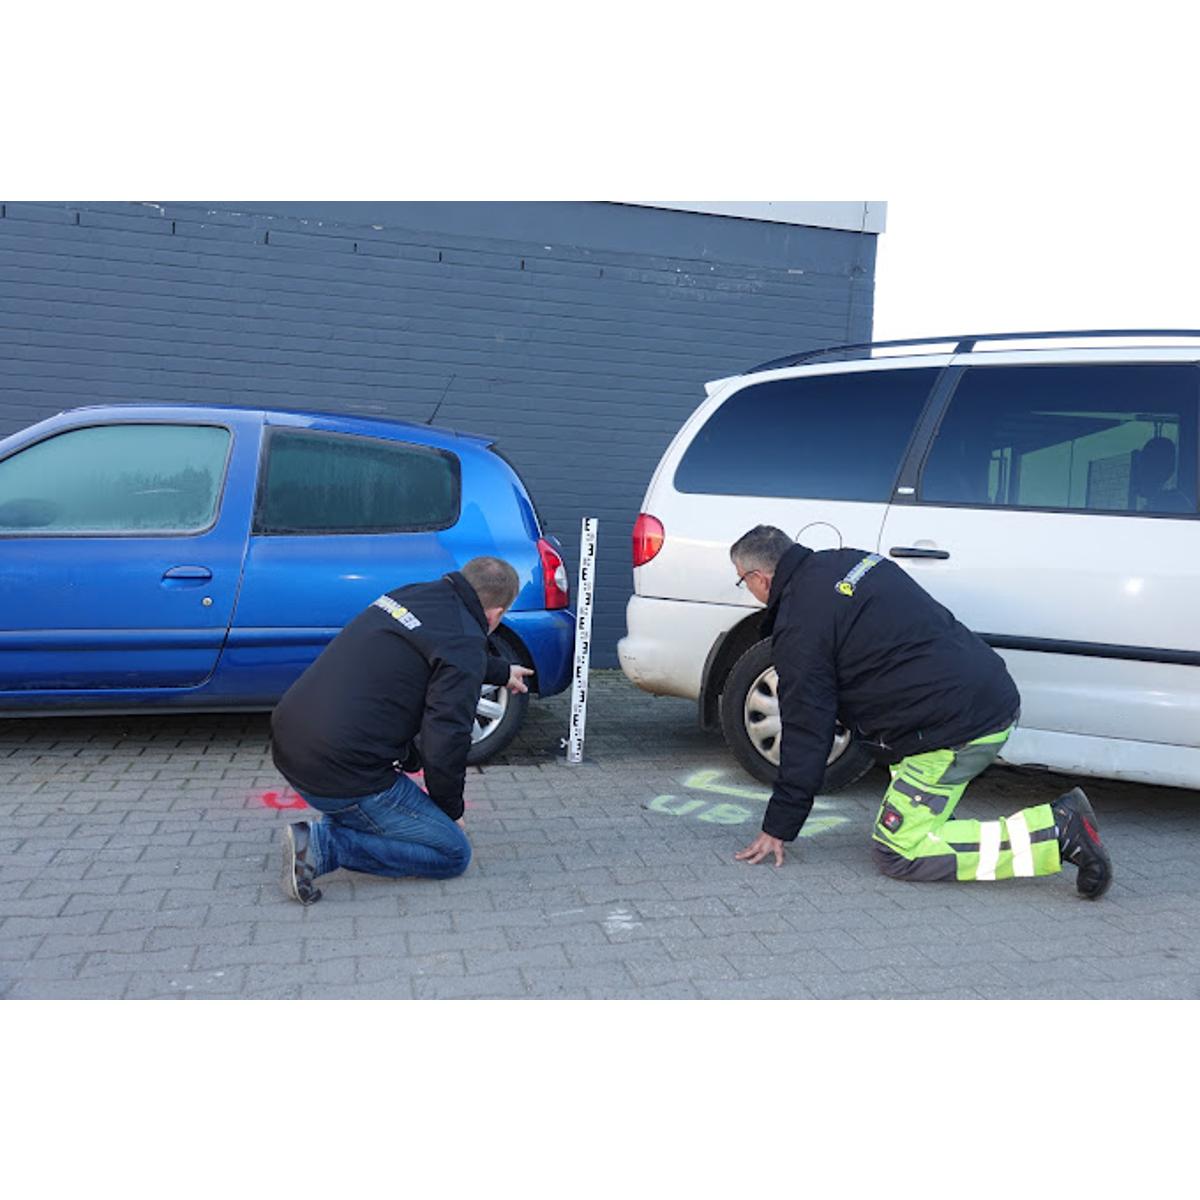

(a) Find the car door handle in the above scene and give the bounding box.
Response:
[161,565,213,581]
[889,547,950,560]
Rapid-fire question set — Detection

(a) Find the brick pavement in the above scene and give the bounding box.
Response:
[2,671,1199,999]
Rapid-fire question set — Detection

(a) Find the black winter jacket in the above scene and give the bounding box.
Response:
[270,572,511,821]
[761,544,1020,842]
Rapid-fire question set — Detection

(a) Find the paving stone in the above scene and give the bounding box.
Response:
[3,912,106,938]
[625,954,741,987]
[598,980,702,998]
[80,945,197,976]
[462,943,571,974]
[301,980,415,999]
[6,953,87,981]
[8,977,130,999]
[517,964,634,996]
[694,976,814,999]
[357,951,466,982]
[408,928,509,955]
[412,969,529,999]
[505,922,611,952]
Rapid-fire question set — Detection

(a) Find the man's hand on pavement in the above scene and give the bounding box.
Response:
[735,831,786,867]
[506,665,534,694]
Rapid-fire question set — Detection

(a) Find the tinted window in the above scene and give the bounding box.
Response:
[921,365,1199,514]
[674,368,938,500]
[0,424,230,533]
[255,428,460,534]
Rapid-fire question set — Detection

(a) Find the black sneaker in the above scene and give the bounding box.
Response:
[281,821,322,905]
[1052,787,1112,900]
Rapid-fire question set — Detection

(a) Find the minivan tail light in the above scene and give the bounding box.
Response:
[632,513,665,567]
[537,538,569,609]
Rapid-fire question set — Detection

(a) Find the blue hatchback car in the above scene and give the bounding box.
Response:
[0,404,575,762]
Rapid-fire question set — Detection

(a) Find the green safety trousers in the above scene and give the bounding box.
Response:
[871,722,1062,882]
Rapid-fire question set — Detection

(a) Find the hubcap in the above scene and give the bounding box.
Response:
[743,665,850,767]
[471,682,509,745]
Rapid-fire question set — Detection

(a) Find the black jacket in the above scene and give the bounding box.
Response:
[761,544,1020,842]
[270,572,511,821]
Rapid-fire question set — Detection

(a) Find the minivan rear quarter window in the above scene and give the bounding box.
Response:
[674,368,939,500]
[255,428,461,534]
[921,364,1199,514]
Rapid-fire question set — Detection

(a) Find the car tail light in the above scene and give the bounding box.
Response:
[537,538,569,609]
[632,513,665,567]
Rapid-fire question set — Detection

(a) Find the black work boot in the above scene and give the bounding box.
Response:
[1052,787,1112,900]
[281,821,322,905]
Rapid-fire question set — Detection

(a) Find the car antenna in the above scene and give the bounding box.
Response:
[426,373,455,425]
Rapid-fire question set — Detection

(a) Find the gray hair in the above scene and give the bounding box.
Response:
[461,556,521,610]
[730,525,794,573]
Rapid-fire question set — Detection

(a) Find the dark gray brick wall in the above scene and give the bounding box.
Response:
[0,201,876,665]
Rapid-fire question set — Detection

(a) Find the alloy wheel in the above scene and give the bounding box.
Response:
[471,682,509,745]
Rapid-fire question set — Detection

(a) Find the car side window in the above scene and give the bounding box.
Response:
[920,364,1199,515]
[0,423,231,534]
[254,428,461,534]
[674,368,939,501]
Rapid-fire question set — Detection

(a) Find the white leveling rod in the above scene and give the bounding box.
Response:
[565,517,598,764]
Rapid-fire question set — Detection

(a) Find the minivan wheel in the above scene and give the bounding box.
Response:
[719,638,875,791]
[465,637,531,765]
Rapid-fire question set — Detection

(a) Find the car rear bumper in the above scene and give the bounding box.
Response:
[617,594,747,700]
[504,609,575,697]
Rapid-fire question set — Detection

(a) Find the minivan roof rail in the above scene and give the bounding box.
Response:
[747,329,1200,373]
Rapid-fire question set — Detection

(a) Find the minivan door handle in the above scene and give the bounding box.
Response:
[889,547,950,560]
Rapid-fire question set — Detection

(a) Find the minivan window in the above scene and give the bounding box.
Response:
[255,428,461,534]
[921,364,1199,514]
[0,423,230,534]
[674,368,939,500]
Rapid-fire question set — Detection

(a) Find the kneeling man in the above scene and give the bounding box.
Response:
[272,557,531,905]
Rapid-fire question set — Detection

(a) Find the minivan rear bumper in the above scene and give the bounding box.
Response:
[618,594,749,700]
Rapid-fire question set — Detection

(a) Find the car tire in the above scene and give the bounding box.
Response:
[465,636,531,765]
[719,638,875,791]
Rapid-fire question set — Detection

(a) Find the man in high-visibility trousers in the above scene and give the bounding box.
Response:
[730,525,1112,898]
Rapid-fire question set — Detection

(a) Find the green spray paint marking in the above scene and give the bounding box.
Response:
[647,769,848,837]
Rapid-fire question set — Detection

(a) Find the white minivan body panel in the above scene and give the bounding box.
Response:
[877,506,1200,748]
[1001,727,1200,790]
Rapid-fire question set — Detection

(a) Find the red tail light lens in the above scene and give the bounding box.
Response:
[537,538,569,609]
[632,513,665,567]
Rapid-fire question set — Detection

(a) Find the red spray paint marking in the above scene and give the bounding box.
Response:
[259,790,308,811]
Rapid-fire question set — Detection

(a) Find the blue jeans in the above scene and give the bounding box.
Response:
[296,773,471,881]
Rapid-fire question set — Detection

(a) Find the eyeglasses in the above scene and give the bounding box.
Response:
[735,568,760,589]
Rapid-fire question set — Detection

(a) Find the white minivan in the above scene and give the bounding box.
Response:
[618,331,1200,792]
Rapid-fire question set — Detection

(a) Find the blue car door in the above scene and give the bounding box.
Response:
[0,412,259,693]
[220,420,464,700]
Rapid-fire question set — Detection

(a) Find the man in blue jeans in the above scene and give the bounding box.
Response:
[271,557,531,905]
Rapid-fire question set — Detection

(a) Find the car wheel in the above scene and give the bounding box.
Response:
[719,638,875,790]
[465,637,531,765]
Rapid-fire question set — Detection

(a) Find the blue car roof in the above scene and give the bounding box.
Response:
[45,403,496,454]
